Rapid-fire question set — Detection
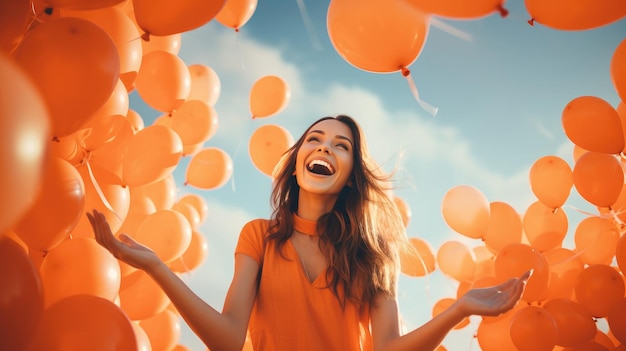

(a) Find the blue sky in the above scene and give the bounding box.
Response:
[129,1,625,349]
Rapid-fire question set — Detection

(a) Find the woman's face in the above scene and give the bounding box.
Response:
[295,119,355,197]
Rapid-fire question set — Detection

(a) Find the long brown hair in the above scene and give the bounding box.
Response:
[267,115,407,308]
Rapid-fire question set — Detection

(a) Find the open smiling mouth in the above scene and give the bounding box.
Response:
[307,159,335,176]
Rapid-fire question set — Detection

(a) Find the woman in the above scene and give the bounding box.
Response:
[88,115,529,351]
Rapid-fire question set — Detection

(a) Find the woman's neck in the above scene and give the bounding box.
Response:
[296,191,338,221]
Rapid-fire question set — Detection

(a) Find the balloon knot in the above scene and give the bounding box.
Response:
[401,67,410,77]
[235,28,240,33]
[52,136,59,142]
[497,4,509,17]
[44,7,54,15]
[528,18,535,26]
[184,181,189,186]
[141,32,151,41]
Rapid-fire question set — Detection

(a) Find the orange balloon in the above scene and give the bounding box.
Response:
[393,196,412,228]
[249,124,294,177]
[119,270,169,320]
[405,0,506,19]
[562,96,624,154]
[135,51,191,112]
[133,0,226,36]
[170,229,209,273]
[187,64,221,106]
[43,0,125,10]
[608,298,626,345]
[617,234,626,276]
[0,237,44,351]
[139,309,181,351]
[494,243,550,303]
[14,17,120,138]
[60,6,142,91]
[0,54,50,233]
[172,201,201,230]
[574,216,620,265]
[432,298,470,329]
[476,310,520,351]
[612,39,626,105]
[172,344,192,351]
[327,0,429,73]
[472,246,496,280]
[483,201,523,254]
[573,151,623,207]
[131,322,152,351]
[170,100,219,145]
[543,247,584,301]
[544,298,597,347]
[509,306,558,351]
[573,144,588,163]
[116,187,156,237]
[88,119,135,184]
[618,102,626,154]
[522,201,569,252]
[525,0,626,30]
[13,157,85,252]
[249,75,291,118]
[134,210,192,263]
[39,237,121,307]
[72,163,130,237]
[399,237,436,277]
[29,295,137,351]
[126,108,145,133]
[0,0,31,54]
[177,193,209,223]
[575,264,625,318]
[529,155,574,209]
[215,0,258,30]
[142,33,182,56]
[122,125,183,187]
[437,240,476,282]
[185,147,233,190]
[134,174,177,210]
[441,184,490,239]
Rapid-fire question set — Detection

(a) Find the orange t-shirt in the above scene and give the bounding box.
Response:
[235,216,373,351]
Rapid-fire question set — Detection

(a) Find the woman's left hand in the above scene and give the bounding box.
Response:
[456,270,532,317]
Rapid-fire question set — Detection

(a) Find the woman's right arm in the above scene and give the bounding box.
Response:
[87,209,258,351]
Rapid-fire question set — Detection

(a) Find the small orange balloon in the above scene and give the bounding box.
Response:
[612,39,626,105]
[608,297,626,345]
[170,100,219,146]
[249,75,291,118]
[134,209,192,263]
[573,151,623,207]
[494,243,550,303]
[529,155,573,209]
[483,201,523,254]
[562,96,624,154]
[575,264,625,318]
[432,298,470,329]
[437,240,476,282]
[177,193,209,223]
[139,309,181,351]
[399,237,436,277]
[617,233,626,276]
[522,201,568,252]
[185,147,233,190]
[574,216,620,265]
[215,0,258,30]
[120,270,169,321]
[187,64,221,106]
[170,230,209,273]
[249,124,294,177]
[476,311,520,351]
[543,247,584,301]
[441,185,490,239]
[135,51,191,113]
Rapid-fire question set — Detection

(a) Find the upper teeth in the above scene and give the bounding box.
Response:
[308,159,334,172]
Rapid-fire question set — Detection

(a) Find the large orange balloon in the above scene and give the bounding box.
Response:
[39,237,121,307]
[188,64,221,106]
[0,237,44,351]
[133,0,226,36]
[529,155,573,209]
[249,124,294,177]
[522,201,569,252]
[509,306,558,351]
[249,75,291,118]
[13,157,85,253]
[327,0,429,73]
[122,125,183,187]
[14,17,120,138]
[574,216,620,265]
[405,0,506,19]
[612,39,626,104]
[185,147,233,190]
[215,0,258,31]
[494,243,550,303]
[441,185,490,239]
[135,51,191,113]
[573,151,623,208]
[525,0,626,30]
[544,298,597,347]
[483,201,523,254]
[0,0,31,54]
[399,237,436,277]
[562,96,624,154]
[575,264,625,318]
[134,210,192,263]
[29,295,137,351]
[0,54,50,233]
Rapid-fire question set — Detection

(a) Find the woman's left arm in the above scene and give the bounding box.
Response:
[371,271,530,351]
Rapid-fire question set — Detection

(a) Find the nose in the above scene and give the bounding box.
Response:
[317,144,331,154]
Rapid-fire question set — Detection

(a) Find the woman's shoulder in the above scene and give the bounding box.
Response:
[241,218,275,236]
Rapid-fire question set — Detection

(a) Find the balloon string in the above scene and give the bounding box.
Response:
[85,160,125,225]
[296,0,322,50]
[401,68,438,116]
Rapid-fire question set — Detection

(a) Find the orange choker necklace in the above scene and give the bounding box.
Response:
[293,213,318,236]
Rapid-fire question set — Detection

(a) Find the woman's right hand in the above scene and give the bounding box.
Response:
[86,209,162,273]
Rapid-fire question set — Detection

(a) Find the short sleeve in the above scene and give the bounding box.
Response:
[234,218,270,264]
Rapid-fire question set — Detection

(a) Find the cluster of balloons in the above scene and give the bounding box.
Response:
[398,39,626,350]
[0,0,291,350]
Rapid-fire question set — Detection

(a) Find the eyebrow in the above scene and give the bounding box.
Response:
[308,129,354,147]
